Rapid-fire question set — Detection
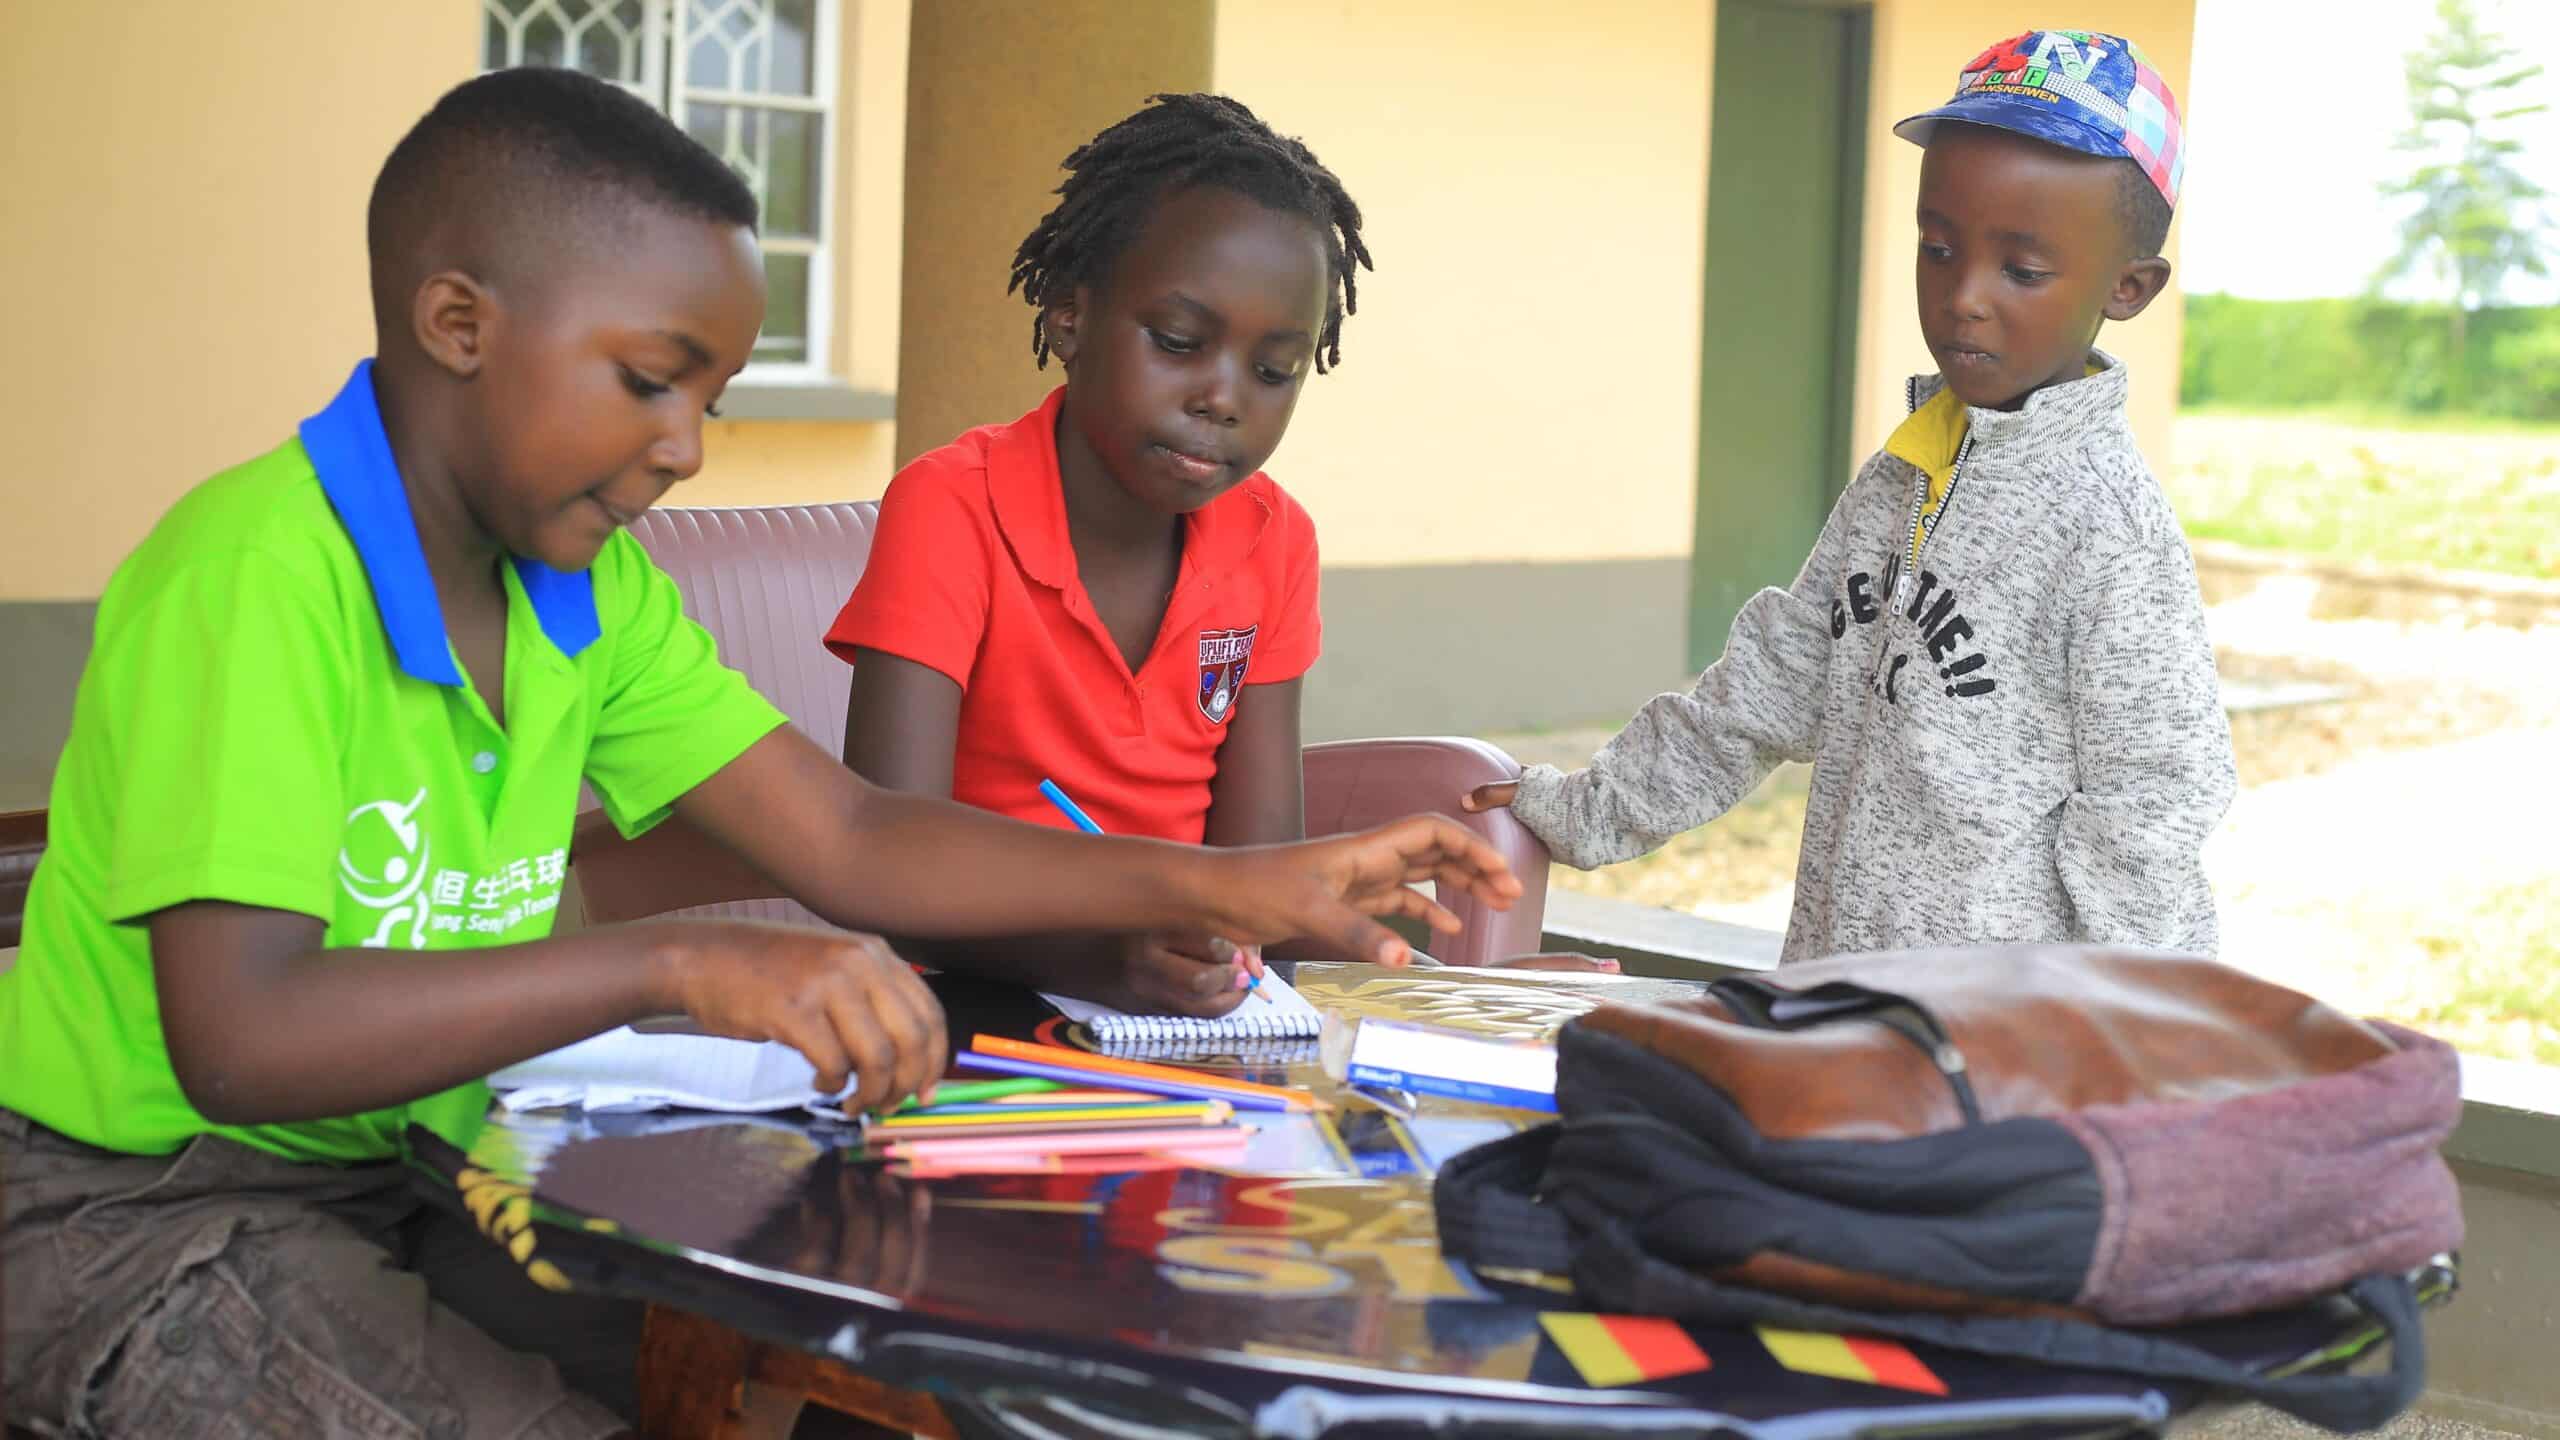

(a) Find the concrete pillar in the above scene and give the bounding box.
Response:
[895,0,1214,468]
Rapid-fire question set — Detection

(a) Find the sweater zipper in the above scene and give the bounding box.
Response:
[1886,381,1974,611]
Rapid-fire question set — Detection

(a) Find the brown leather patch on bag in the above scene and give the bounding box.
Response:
[1581,947,2394,1142]
[1716,1251,2093,1323]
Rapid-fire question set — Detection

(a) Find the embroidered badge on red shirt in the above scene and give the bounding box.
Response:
[1197,625,1256,724]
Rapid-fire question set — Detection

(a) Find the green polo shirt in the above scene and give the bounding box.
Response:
[0,361,785,1163]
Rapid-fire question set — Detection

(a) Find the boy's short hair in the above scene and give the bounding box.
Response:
[366,67,759,331]
[2114,160,2174,258]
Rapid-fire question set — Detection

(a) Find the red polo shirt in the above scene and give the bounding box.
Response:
[825,388,1321,843]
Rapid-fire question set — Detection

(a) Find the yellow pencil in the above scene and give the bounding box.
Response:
[867,1101,1229,1130]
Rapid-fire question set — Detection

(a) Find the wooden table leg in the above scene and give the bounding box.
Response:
[637,1302,955,1440]
[637,1303,757,1440]
[753,1345,957,1439]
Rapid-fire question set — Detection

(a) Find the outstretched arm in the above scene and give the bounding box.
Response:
[697,720,1518,961]
[840,650,1252,1013]
[1469,585,1833,869]
[1462,486,1868,870]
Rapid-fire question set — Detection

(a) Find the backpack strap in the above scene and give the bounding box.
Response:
[1575,1221,2430,1433]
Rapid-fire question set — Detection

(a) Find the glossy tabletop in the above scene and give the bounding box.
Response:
[408,963,2446,1440]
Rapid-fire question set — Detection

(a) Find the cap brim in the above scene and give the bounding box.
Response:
[1893,94,2126,164]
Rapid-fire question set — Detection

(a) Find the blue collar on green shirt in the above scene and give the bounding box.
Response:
[299,359,600,685]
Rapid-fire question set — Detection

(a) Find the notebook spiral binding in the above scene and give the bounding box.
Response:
[1086,1009,1322,1042]
[1084,1031,1323,1066]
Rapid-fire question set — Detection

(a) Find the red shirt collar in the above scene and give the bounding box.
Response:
[986,386,1275,596]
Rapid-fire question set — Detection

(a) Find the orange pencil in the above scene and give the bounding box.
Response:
[969,1034,1319,1111]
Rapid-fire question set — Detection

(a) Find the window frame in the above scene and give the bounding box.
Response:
[479,0,840,383]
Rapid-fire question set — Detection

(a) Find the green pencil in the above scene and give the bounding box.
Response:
[891,1077,1063,1114]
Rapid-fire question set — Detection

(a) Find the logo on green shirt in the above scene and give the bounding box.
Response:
[339,787,567,948]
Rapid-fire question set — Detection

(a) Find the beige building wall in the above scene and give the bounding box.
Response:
[1,0,908,600]
[1209,0,1713,570]
[1849,0,2197,473]
[2,1,472,602]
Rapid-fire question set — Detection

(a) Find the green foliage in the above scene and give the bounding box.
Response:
[2190,3,2556,423]
[2182,293,2560,421]
[2166,417,2560,578]
[2488,323,2560,415]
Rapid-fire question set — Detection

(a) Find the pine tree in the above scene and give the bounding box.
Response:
[2376,0,2553,405]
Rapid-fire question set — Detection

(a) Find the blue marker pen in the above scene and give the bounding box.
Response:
[1040,776,1269,1003]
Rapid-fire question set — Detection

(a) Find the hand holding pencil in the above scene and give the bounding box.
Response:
[1041,779,1271,1004]
[1105,930,1261,1016]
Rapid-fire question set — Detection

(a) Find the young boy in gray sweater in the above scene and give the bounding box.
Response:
[1471,30,2237,963]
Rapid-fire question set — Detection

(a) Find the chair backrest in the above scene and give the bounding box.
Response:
[602,503,1550,964]
[629,502,880,753]
[615,502,880,929]
[1301,737,1550,968]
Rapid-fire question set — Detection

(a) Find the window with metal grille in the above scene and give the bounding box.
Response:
[481,0,836,376]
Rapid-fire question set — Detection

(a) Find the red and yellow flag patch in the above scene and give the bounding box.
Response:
[1539,1313,1712,1387]
[1756,1328,1947,1394]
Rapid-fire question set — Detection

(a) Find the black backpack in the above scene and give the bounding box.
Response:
[1434,946,2464,1432]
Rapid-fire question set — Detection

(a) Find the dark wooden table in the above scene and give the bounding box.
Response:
[408,963,2451,1439]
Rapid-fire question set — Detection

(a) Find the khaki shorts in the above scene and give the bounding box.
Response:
[1,1107,638,1439]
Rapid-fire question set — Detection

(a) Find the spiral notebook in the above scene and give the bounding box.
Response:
[1040,968,1325,1041]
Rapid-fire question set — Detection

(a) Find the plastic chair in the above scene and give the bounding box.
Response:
[570,503,1550,965]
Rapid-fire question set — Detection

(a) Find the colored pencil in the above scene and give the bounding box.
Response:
[970,1034,1313,1110]
[1038,778,1105,835]
[885,1098,1224,1117]
[950,1052,1302,1112]
[898,1145,1235,1177]
[879,1125,1252,1160]
[865,1116,1234,1143]
[899,1078,1061,1110]
[868,1102,1228,1130]
[986,1088,1158,1105]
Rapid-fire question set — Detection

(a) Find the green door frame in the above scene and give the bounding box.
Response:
[1687,0,1873,673]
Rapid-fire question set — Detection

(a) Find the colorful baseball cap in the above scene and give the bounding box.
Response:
[1893,30,2185,208]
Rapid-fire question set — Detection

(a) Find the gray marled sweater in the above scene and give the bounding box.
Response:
[1513,355,2236,963]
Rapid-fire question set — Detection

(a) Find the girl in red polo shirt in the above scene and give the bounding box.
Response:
[829,94,1356,1020]
[828,96,1597,1016]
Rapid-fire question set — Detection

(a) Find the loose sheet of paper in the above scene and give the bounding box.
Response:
[490,1027,855,1114]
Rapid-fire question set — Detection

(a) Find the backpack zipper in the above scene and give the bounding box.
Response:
[1707,977,1984,1125]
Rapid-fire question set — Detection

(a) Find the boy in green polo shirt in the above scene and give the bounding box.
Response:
[0,70,1519,1440]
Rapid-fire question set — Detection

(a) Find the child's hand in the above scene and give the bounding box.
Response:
[1105,932,1256,1018]
[1461,780,1519,814]
[1205,816,1522,966]
[654,924,948,1114]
